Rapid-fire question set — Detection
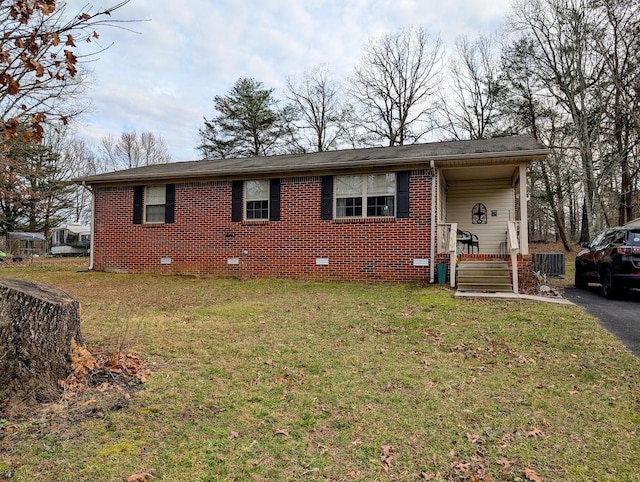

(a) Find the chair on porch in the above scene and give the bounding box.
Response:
[457,229,480,254]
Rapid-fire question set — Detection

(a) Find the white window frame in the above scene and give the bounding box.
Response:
[244,179,270,220]
[144,185,166,223]
[334,173,396,219]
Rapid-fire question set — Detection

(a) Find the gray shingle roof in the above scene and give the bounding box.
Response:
[76,135,548,185]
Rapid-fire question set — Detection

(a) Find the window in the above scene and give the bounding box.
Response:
[335,173,396,218]
[232,179,280,222]
[133,184,175,225]
[145,185,166,223]
[245,180,269,220]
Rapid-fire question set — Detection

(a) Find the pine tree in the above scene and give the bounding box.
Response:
[198,78,288,159]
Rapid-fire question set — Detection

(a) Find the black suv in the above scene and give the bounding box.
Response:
[575,224,640,297]
[575,225,640,298]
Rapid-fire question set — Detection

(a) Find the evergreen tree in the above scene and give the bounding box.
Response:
[198,78,288,159]
[0,132,71,236]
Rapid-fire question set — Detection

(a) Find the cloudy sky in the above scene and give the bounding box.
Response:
[66,0,513,162]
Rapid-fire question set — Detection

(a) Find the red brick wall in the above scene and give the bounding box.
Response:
[92,172,435,282]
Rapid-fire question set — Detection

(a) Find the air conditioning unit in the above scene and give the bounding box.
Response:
[533,253,565,277]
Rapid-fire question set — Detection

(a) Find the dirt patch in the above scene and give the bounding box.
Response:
[0,345,153,442]
[529,240,582,256]
[0,347,156,481]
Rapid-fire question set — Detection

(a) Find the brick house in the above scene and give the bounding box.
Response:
[77,135,549,290]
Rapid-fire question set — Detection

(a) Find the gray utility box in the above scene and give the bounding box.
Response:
[533,253,566,277]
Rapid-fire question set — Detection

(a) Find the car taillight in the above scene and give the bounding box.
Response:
[617,246,640,255]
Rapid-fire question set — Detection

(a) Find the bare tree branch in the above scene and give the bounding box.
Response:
[285,65,353,152]
[0,1,135,143]
[349,26,443,146]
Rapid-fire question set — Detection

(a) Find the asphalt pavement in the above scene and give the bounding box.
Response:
[563,286,640,357]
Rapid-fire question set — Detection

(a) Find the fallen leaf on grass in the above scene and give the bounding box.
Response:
[496,456,514,472]
[274,429,289,436]
[127,472,154,482]
[96,382,111,392]
[380,444,393,472]
[523,467,544,481]
[228,431,240,439]
[466,432,483,444]
[450,460,471,472]
[526,428,544,438]
[420,472,438,480]
[70,339,97,373]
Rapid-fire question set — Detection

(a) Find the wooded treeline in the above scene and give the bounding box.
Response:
[2,0,638,248]
[199,0,640,249]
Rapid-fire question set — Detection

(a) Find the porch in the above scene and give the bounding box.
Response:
[434,162,532,293]
[435,222,533,293]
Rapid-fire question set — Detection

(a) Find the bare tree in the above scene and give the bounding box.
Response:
[58,135,99,224]
[509,0,606,241]
[438,34,504,140]
[500,36,577,249]
[0,1,133,143]
[349,26,442,146]
[285,65,352,152]
[591,0,640,225]
[101,131,171,171]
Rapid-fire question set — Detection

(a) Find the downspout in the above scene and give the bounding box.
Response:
[83,182,95,271]
[430,160,436,283]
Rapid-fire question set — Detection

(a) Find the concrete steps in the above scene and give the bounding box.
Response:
[457,260,513,293]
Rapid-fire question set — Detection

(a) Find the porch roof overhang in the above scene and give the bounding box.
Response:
[75,135,550,187]
[436,151,548,183]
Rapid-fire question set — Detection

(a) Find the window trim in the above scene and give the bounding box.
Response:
[232,179,281,222]
[133,184,175,225]
[244,179,270,221]
[334,173,397,219]
[144,185,167,224]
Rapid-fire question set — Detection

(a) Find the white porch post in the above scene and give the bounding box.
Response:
[449,223,457,288]
[519,164,529,255]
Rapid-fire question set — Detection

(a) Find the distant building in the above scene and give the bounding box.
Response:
[3,232,47,258]
[50,223,91,256]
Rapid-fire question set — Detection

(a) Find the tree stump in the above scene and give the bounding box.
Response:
[0,279,83,403]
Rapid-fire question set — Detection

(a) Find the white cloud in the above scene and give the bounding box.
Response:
[64,0,514,162]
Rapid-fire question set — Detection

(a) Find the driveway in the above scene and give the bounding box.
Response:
[564,286,640,357]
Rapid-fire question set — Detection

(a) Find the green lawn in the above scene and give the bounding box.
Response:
[1,259,639,481]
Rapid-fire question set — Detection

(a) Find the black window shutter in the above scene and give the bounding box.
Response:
[133,186,143,224]
[320,176,333,220]
[231,181,243,222]
[269,178,280,221]
[164,184,175,224]
[396,171,410,218]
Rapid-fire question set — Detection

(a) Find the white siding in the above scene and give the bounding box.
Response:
[446,179,515,254]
